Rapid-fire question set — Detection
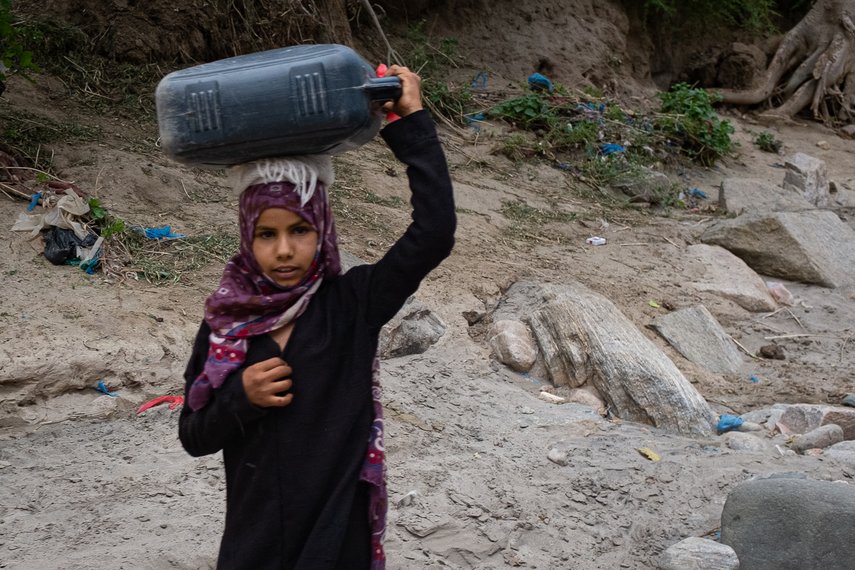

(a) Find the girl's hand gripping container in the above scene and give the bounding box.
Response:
[155,44,402,167]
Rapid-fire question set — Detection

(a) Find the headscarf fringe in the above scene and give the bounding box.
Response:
[229,155,335,206]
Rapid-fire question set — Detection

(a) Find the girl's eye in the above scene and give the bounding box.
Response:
[255,230,275,239]
[293,225,313,236]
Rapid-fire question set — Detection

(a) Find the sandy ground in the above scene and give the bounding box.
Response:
[1,67,854,569]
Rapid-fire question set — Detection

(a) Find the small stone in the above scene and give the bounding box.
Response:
[737,421,764,432]
[816,140,830,150]
[759,344,786,360]
[842,394,855,408]
[547,448,569,466]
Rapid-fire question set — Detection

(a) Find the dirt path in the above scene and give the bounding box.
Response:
[1,72,854,568]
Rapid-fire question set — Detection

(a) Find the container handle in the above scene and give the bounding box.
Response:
[364,76,402,102]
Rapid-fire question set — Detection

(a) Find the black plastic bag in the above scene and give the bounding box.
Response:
[43,227,96,265]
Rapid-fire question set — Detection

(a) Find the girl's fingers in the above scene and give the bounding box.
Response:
[268,393,294,408]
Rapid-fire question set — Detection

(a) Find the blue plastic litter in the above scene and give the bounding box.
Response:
[527,72,554,93]
[471,71,489,90]
[143,225,185,240]
[717,414,744,434]
[689,187,708,199]
[749,374,761,384]
[842,394,855,407]
[601,143,626,156]
[27,192,42,212]
[95,380,118,398]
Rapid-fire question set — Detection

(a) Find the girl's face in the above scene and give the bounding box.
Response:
[252,207,319,288]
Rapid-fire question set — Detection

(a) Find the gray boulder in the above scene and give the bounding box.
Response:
[782,153,830,207]
[700,210,855,288]
[791,424,844,453]
[721,478,855,570]
[776,404,855,440]
[379,298,446,359]
[687,244,777,312]
[651,305,743,374]
[488,319,537,372]
[825,440,855,468]
[719,177,813,216]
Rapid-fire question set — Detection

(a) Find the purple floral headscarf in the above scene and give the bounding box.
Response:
[187,181,340,411]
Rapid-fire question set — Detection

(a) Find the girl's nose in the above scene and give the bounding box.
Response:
[276,237,294,258]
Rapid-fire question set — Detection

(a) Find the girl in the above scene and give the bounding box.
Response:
[178,66,455,569]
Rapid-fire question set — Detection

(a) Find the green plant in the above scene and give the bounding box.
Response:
[754,131,782,153]
[0,0,38,82]
[500,199,576,241]
[657,83,734,166]
[489,94,554,129]
[87,197,126,238]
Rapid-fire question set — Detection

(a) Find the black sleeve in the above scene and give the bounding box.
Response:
[363,109,456,328]
[178,321,267,457]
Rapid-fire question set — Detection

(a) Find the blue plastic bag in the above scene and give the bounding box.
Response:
[716,414,744,434]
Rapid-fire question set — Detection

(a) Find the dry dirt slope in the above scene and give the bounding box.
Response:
[1,43,855,570]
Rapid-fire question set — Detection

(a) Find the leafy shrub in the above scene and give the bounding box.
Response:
[489,94,554,129]
[754,131,782,153]
[0,0,38,82]
[657,83,734,166]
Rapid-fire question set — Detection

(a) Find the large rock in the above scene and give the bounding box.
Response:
[791,424,844,453]
[700,210,855,288]
[776,404,855,440]
[488,319,537,372]
[721,478,855,570]
[718,177,813,216]
[494,282,716,437]
[659,536,739,570]
[342,251,446,359]
[379,298,446,359]
[687,244,777,312]
[826,440,855,468]
[651,305,743,374]
[782,153,830,207]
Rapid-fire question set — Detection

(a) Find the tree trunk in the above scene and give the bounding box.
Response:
[714,0,855,123]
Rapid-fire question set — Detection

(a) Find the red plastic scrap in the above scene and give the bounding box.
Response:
[137,395,184,415]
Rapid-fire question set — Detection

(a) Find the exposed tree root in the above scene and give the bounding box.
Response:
[713,0,855,124]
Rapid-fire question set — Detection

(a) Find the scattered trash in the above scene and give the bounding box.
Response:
[766,281,794,305]
[464,112,486,132]
[43,227,98,265]
[470,71,489,90]
[586,236,607,246]
[637,447,661,462]
[648,300,661,309]
[95,381,119,398]
[689,187,708,199]
[717,414,744,434]
[527,72,554,93]
[137,225,186,240]
[749,374,762,384]
[600,143,626,156]
[26,192,41,212]
[137,395,184,414]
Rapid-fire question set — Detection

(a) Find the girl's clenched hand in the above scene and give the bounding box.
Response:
[242,357,294,408]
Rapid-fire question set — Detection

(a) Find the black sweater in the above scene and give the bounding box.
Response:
[178,110,455,569]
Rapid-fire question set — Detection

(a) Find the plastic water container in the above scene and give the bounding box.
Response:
[155,44,401,167]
